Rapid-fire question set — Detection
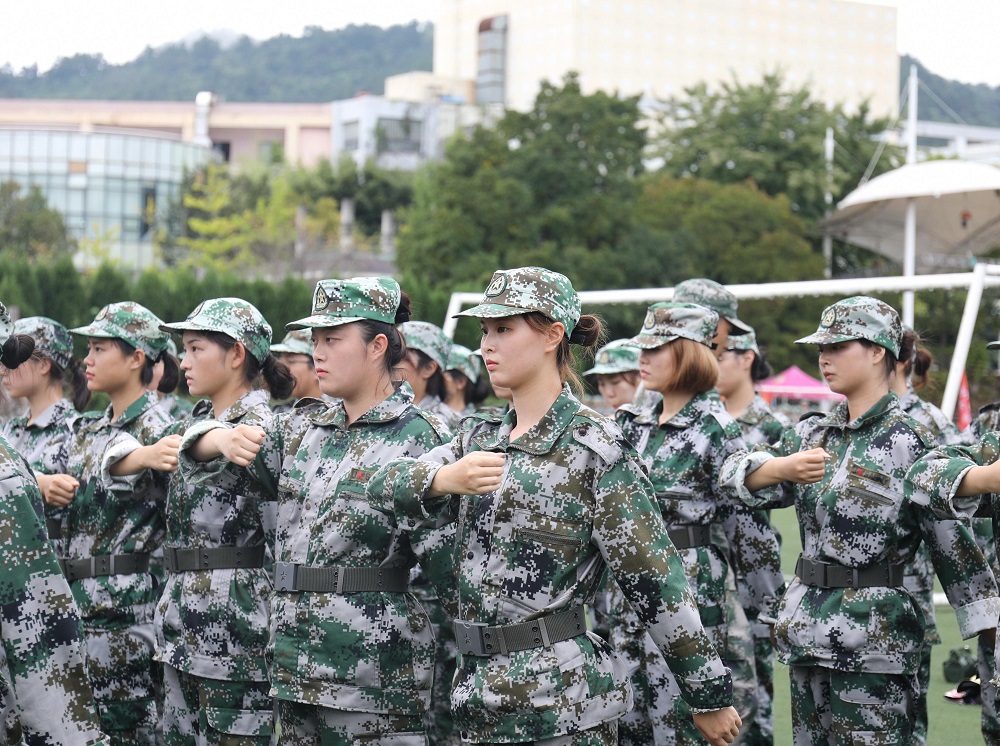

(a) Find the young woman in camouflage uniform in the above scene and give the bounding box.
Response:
[398,320,461,431]
[181,277,452,744]
[0,305,109,745]
[147,339,191,420]
[368,267,742,746]
[269,329,324,413]
[716,327,788,746]
[612,303,783,746]
[113,298,294,744]
[723,296,999,745]
[0,316,90,544]
[583,339,641,414]
[443,343,489,419]
[44,302,180,745]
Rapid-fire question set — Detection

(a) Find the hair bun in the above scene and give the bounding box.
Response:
[1,334,35,369]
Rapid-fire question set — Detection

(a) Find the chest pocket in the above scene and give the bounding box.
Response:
[505,509,588,599]
[842,461,902,515]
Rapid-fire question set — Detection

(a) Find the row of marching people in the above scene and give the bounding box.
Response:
[0,266,999,746]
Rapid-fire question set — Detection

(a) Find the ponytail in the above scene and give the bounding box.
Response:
[66,361,92,411]
[157,353,180,394]
[523,312,604,395]
[359,291,412,375]
[260,354,295,400]
[898,328,934,390]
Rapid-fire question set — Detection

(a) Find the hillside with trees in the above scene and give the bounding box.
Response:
[0,23,432,102]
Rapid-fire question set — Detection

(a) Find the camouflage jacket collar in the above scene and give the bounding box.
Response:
[304,383,415,429]
[191,389,270,423]
[13,397,75,431]
[83,390,161,432]
[814,391,899,430]
[630,389,710,429]
[472,385,579,455]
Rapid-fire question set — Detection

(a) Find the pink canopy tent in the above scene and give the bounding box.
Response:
[756,365,843,403]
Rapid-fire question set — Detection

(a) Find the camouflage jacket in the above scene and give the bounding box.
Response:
[156,389,277,682]
[181,386,450,715]
[368,386,733,743]
[62,391,173,626]
[734,394,789,448]
[0,436,108,745]
[617,391,785,630]
[415,394,461,431]
[157,393,194,420]
[0,397,80,520]
[723,393,1000,675]
[899,389,964,446]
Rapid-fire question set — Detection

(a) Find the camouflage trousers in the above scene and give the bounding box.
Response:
[615,592,757,745]
[911,646,931,746]
[742,635,775,746]
[978,634,1000,746]
[162,663,274,745]
[423,597,459,745]
[788,666,914,746]
[85,619,159,746]
[502,720,617,745]
[276,700,425,745]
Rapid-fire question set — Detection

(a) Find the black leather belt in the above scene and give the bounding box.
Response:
[273,562,408,594]
[46,517,62,539]
[795,554,904,589]
[58,553,151,581]
[164,544,266,573]
[454,606,587,657]
[667,525,712,550]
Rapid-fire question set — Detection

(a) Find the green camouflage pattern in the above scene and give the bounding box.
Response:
[415,393,461,432]
[14,315,74,369]
[0,303,11,347]
[158,393,194,420]
[446,342,481,383]
[401,321,451,370]
[163,665,272,745]
[613,390,781,743]
[789,667,914,745]
[726,329,761,356]
[456,266,582,333]
[270,329,314,356]
[0,397,81,553]
[0,434,108,745]
[155,389,277,684]
[70,302,171,360]
[674,278,751,334]
[725,393,1000,676]
[162,298,272,365]
[629,302,719,350]
[286,276,400,329]
[794,296,902,358]
[277,700,424,744]
[583,339,641,377]
[179,385,451,718]
[367,385,734,743]
[60,390,174,742]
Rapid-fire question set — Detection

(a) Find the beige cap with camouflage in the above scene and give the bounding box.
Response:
[70,302,170,360]
[287,276,402,330]
[795,296,902,357]
[270,328,314,356]
[161,298,272,364]
[583,339,641,376]
[456,266,582,337]
[630,302,720,350]
[674,278,751,335]
[446,343,481,382]
[14,316,74,370]
[401,321,451,370]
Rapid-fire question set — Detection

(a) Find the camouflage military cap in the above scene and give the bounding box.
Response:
[270,328,314,356]
[674,278,751,334]
[446,343,481,382]
[401,321,451,370]
[287,276,401,330]
[583,339,641,376]
[14,316,74,370]
[630,302,719,349]
[456,266,582,334]
[725,327,761,356]
[0,303,10,348]
[162,298,272,364]
[795,295,902,357]
[165,337,179,358]
[70,302,169,359]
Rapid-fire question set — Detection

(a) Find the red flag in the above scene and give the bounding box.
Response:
[956,371,973,431]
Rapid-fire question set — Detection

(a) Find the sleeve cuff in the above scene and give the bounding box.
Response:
[720,451,781,508]
[178,420,232,481]
[955,596,1000,639]
[100,437,143,492]
[677,668,734,712]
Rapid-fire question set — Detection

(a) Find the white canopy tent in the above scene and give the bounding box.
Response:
[443,266,1000,420]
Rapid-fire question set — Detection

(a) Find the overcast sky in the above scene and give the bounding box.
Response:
[3,0,998,88]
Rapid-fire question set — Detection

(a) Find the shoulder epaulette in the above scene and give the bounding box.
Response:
[798,410,825,423]
[571,413,625,466]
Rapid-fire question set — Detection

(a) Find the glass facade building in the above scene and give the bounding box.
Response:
[0,126,215,269]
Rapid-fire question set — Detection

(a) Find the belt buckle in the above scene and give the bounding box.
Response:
[455,620,489,656]
[274,562,298,592]
[164,547,179,573]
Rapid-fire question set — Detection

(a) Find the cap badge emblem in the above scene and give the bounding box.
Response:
[821,308,837,328]
[485,273,508,298]
[314,286,330,312]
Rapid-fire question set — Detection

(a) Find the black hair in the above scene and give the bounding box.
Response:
[749,349,773,383]
[0,334,34,370]
[199,331,295,400]
[522,312,604,395]
[36,350,92,411]
[411,348,448,401]
[357,291,412,376]
[447,368,491,407]
[857,339,897,380]
[897,329,934,390]
[109,337,179,392]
